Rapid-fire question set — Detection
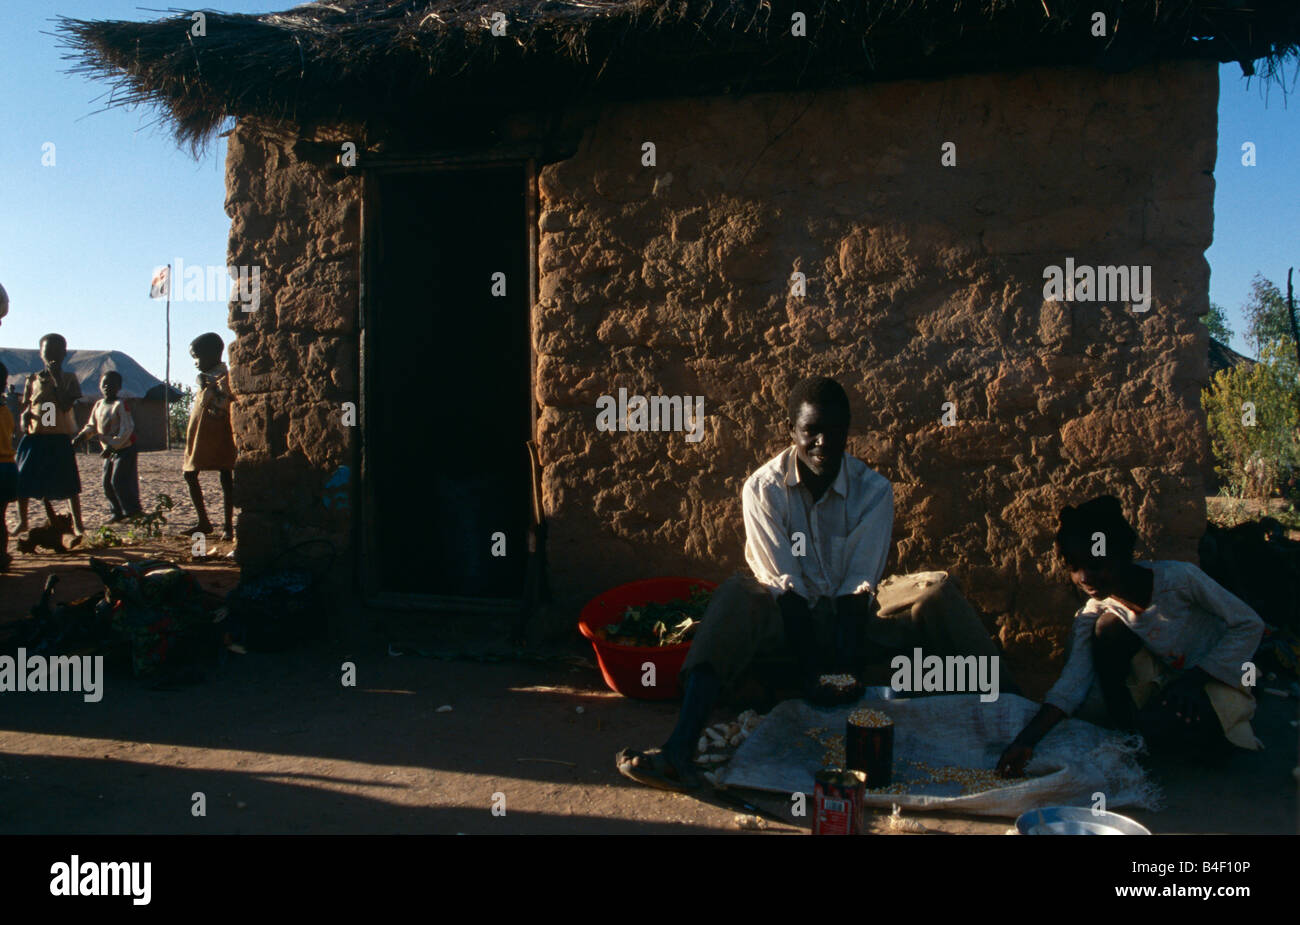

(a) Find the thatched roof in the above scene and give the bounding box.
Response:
[59,1,1300,150]
[1208,336,1257,377]
[0,349,183,403]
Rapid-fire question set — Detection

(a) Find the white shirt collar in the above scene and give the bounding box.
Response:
[783,446,849,498]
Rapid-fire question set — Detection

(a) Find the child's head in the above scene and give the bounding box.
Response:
[190,332,224,370]
[100,370,122,401]
[1055,495,1138,600]
[39,333,68,367]
[0,282,8,325]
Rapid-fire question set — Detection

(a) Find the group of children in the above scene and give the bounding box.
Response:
[0,330,237,571]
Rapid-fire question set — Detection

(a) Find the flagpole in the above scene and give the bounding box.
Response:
[165,264,171,451]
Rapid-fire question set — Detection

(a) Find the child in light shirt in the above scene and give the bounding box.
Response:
[73,370,142,522]
[998,495,1264,777]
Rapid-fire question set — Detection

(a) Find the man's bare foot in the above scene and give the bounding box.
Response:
[615,745,702,792]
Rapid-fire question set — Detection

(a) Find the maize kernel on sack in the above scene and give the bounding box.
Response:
[866,782,911,795]
[807,715,1015,796]
[847,707,893,727]
[875,760,1021,796]
[804,727,846,767]
[722,696,1159,816]
[818,673,858,690]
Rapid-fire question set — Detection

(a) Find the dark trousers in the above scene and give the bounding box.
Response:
[103,445,142,517]
[681,571,999,692]
[1092,613,1229,752]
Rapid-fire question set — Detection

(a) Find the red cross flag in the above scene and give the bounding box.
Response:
[149,265,170,299]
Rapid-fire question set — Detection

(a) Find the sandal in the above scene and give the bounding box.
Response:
[615,747,702,792]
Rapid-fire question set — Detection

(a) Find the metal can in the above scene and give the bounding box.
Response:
[812,767,866,835]
[845,712,894,787]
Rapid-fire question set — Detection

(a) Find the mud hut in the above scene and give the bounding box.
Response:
[60,2,1300,661]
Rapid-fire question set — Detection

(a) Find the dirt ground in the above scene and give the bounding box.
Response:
[2,448,232,539]
[1,492,1297,835]
[1206,495,1300,536]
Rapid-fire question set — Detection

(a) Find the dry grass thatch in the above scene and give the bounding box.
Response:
[1208,336,1257,377]
[57,0,1300,150]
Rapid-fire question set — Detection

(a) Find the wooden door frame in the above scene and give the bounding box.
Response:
[358,155,539,612]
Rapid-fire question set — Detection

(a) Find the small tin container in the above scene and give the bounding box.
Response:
[812,767,866,835]
[845,709,894,788]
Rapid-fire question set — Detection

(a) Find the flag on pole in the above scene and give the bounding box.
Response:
[149,265,170,299]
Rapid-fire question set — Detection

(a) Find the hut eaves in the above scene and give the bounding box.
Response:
[1207,336,1258,378]
[57,1,1300,150]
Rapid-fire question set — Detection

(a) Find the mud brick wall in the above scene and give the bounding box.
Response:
[221,61,1217,673]
[224,122,361,576]
[535,60,1218,671]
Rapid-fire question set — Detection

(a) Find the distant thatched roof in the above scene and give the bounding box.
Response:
[0,348,183,403]
[59,1,1300,150]
[1208,336,1257,377]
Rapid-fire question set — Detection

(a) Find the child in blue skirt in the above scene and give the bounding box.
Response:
[15,333,85,536]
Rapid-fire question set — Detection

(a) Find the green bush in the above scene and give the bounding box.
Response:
[1203,338,1300,500]
[168,384,193,446]
[85,493,176,548]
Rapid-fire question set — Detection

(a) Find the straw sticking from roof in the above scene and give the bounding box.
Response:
[56,1,1300,150]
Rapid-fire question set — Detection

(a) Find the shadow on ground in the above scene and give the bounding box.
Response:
[1,550,1295,835]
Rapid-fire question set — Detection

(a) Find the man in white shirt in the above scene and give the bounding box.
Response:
[617,377,1005,791]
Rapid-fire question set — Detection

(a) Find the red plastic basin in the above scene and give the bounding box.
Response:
[578,577,718,699]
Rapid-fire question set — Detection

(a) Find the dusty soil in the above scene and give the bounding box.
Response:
[0,493,1295,835]
[3,448,233,538]
[1207,495,1300,535]
[1,630,1293,835]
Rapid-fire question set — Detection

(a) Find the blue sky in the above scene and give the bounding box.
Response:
[0,0,1296,386]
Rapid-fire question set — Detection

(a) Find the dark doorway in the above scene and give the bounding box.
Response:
[365,165,532,603]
